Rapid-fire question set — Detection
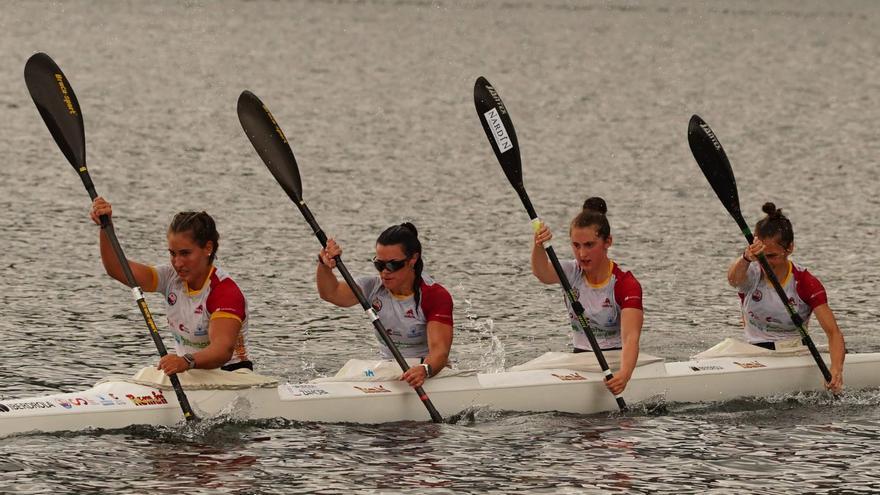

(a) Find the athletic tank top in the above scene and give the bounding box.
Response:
[355,273,453,359]
[735,261,827,343]
[559,260,643,351]
[152,264,250,366]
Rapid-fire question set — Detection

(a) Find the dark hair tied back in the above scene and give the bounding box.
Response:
[571,196,611,240]
[582,196,608,215]
[377,222,424,310]
[169,211,220,264]
[755,201,793,249]
[762,202,780,217]
[398,221,419,237]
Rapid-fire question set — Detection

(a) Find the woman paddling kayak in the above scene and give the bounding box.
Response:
[90,198,252,375]
[727,202,845,393]
[531,197,644,395]
[316,223,453,389]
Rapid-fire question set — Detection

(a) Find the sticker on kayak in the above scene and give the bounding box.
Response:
[2,400,55,411]
[689,365,724,372]
[484,108,513,153]
[353,385,392,394]
[126,391,168,406]
[284,384,329,397]
[551,372,587,381]
[92,393,129,406]
[55,397,90,409]
[733,361,767,369]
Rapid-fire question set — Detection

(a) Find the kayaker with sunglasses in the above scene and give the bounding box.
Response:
[531,197,644,395]
[728,202,845,393]
[90,197,252,376]
[316,222,453,389]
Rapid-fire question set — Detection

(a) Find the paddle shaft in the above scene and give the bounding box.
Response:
[297,199,444,423]
[518,190,628,411]
[83,177,198,422]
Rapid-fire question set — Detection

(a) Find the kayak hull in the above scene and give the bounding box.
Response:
[1,352,876,437]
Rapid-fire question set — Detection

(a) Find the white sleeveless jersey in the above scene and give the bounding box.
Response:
[735,261,827,343]
[152,264,250,366]
[355,274,453,359]
[560,260,643,351]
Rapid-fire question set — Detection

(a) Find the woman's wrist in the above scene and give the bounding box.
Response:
[419,362,433,378]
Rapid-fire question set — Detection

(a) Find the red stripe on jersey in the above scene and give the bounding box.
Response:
[206,271,247,321]
[612,264,643,311]
[792,265,827,309]
[419,279,454,326]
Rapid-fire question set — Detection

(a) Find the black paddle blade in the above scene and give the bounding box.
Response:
[24,52,86,170]
[237,90,303,202]
[474,77,523,190]
[687,115,745,220]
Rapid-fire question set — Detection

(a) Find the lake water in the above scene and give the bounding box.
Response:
[1,0,878,493]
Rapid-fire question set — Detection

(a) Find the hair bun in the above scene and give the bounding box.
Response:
[400,222,418,237]
[761,202,783,218]
[582,197,607,215]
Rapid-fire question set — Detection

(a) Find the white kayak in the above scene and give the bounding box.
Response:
[1,339,876,438]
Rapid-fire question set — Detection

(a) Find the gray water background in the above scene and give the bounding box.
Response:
[0,0,878,493]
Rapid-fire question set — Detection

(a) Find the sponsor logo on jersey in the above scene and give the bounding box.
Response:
[602,298,612,308]
[168,292,177,306]
[353,385,392,394]
[404,309,415,319]
[751,289,763,302]
[194,325,208,337]
[194,304,204,315]
[174,333,210,349]
[372,298,382,312]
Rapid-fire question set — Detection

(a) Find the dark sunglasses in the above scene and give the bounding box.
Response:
[372,256,410,273]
